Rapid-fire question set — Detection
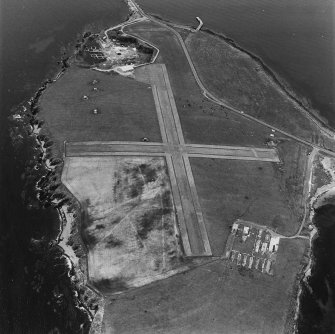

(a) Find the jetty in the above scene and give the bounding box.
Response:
[195,17,203,31]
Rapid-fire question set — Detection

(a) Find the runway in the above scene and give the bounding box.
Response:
[64,64,280,257]
[66,141,279,163]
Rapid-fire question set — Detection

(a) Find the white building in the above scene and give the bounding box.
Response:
[269,236,280,252]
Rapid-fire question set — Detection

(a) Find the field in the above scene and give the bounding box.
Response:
[38,66,161,149]
[190,158,303,256]
[62,156,185,292]
[102,237,308,334]
[35,16,316,332]
[275,140,311,216]
[185,31,326,145]
[126,20,310,254]
[126,21,273,148]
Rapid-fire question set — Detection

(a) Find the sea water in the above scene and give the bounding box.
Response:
[138,0,335,126]
[0,0,128,332]
[1,0,334,332]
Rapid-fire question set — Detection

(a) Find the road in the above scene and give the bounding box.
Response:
[66,141,279,162]
[65,63,281,256]
[122,0,335,243]
[128,0,335,158]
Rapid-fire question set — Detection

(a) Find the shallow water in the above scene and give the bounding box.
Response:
[137,0,335,126]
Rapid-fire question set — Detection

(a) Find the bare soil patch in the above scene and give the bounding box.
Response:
[62,156,184,293]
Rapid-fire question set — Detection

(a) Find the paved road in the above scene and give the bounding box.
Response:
[128,0,335,158]
[66,141,279,162]
[65,63,279,257]
[66,64,212,257]
[123,0,335,244]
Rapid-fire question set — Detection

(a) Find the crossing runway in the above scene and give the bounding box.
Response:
[64,64,280,257]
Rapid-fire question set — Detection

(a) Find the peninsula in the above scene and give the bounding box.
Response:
[22,0,335,333]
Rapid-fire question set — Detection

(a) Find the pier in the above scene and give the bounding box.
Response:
[195,17,203,31]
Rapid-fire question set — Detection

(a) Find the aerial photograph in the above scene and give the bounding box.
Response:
[1,0,334,333]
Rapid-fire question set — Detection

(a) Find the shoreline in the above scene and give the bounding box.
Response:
[10,27,110,333]
[11,0,334,332]
[200,28,331,132]
[9,4,149,331]
[293,153,335,332]
[141,9,333,136]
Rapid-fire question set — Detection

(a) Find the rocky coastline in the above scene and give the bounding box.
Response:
[293,154,335,333]
[144,10,333,139]
[9,1,146,332]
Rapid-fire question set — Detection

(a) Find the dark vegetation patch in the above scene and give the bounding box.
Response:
[271,215,285,230]
[81,199,92,230]
[110,216,122,226]
[137,208,161,239]
[95,224,105,230]
[161,189,172,209]
[122,163,162,199]
[128,173,144,198]
[139,163,158,183]
[77,34,106,65]
[93,278,128,293]
[113,174,125,203]
[237,265,254,278]
[105,235,123,248]
[137,190,173,240]
[84,232,98,248]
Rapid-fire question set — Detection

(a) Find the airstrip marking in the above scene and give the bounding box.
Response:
[65,64,280,257]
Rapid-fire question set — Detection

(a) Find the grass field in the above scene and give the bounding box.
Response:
[36,18,315,330]
[38,66,161,148]
[275,140,311,217]
[127,21,273,148]
[185,31,325,144]
[190,158,303,256]
[126,21,310,256]
[62,156,184,292]
[102,237,308,334]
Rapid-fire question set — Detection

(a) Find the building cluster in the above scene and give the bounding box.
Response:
[225,221,280,275]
